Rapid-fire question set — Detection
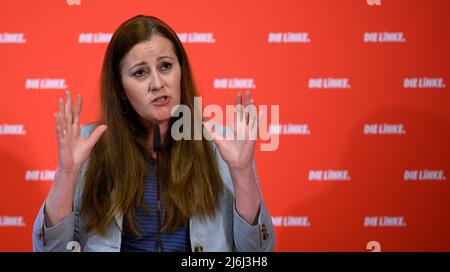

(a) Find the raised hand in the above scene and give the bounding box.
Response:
[204,91,258,171]
[44,91,107,228]
[55,91,107,173]
[204,90,262,225]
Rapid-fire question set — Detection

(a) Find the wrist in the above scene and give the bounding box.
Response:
[229,165,256,192]
[56,166,81,176]
[228,163,253,175]
[53,167,81,191]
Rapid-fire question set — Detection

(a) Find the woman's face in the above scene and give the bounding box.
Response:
[120,35,181,127]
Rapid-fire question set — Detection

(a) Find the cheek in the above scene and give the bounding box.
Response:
[122,79,145,100]
[121,78,134,97]
[174,81,181,103]
[172,70,182,103]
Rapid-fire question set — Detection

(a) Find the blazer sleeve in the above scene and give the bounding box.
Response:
[232,161,275,252]
[32,125,94,252]
[32,203,76,252]
[210,124,275,251]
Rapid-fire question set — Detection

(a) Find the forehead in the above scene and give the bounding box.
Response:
[121,35,176,66]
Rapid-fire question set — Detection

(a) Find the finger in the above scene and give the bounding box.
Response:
[258,108,266,134]
[250,102,257,130]
[244,90,250,106]
[65,91,73,124]
[244,91,251,124]
[245,109,249,125]
[55,113,64,142]
[59,98,66,128]
[72,94,82,138]
[247,105,258,141]
[203,121,213,141]
[249,98,256,128]
[203,121,221,142]
[235,92,243,121]
[234,111,237,135]
[235,91,242,106]
[235,111,246,140]
[73,93,82,126]
[86,125,107,150]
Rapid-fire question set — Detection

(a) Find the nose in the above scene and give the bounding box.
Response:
[149,71,164,91]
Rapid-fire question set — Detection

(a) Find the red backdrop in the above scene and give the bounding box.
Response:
[1,0,449,251]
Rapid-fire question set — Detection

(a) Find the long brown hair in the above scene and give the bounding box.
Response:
[81,15,223,236]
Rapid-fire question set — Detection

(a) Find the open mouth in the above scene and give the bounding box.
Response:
[151,95,170,105]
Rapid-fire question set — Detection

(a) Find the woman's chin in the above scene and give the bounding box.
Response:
[149,116,171,126]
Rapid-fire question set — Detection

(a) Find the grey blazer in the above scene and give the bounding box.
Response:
[32,125,275,252]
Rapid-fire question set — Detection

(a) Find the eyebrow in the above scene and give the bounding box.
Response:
[129,56,176,70]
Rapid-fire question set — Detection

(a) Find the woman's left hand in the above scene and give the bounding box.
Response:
[204,91,258,172]
[203,91,261,225]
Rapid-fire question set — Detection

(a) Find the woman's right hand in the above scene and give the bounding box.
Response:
[55,91,107,174]
[44,91,107,228]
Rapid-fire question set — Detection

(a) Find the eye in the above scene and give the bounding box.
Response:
[133,69,146,77]
[161,62,172,71]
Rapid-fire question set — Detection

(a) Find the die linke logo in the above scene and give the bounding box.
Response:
[364,123,406,135]
[404,77,446,89]
[0,33,26,44]
[272,216,311,227]
[309,170,351,181]
[213,78,256,89]
[25,170,56,181]
[364,32,405,43]
[177,33,215,43]
[0,124,26,135]
[66,0,81,5]
[268,32,310,43]
[364,216,407,227]
[404,170,446,181]
[0,216,26,227]
[79,33,112,43]
[309,78,351,89]
[269,124,310,135]
[25,78,68,90]
[367,0,381,6]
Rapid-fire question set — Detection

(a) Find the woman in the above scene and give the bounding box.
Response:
[32,15,274,252]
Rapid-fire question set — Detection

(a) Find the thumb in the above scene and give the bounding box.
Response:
[86,124,107,148]
[203,121,225,143]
